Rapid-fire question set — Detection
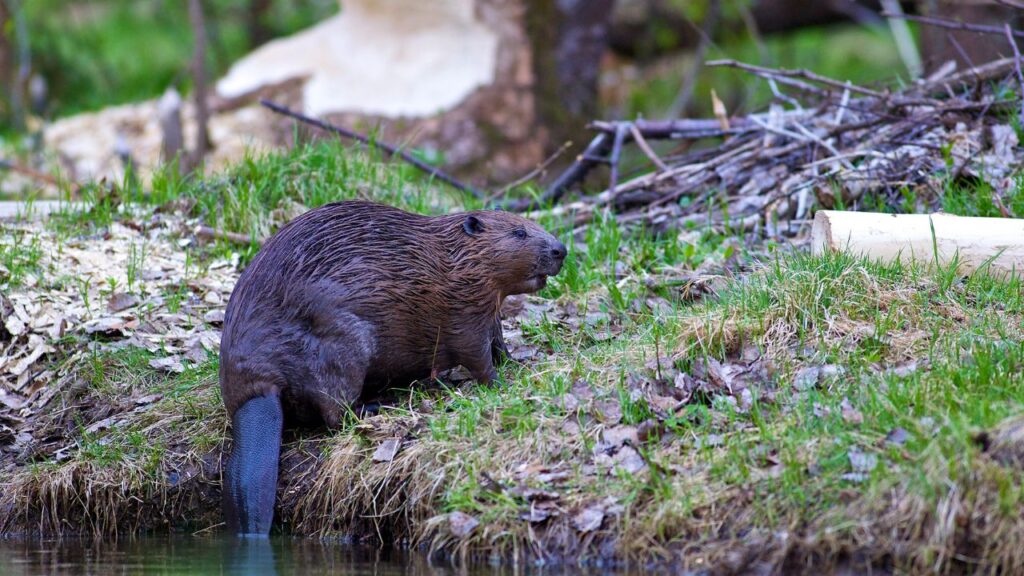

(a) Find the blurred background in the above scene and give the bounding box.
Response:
[0,0,1020,194]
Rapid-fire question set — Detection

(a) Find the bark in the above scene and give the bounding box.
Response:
[189,0,212,168]
[526,0,614,153]
[0,1,10,123]
[244,0,274,48]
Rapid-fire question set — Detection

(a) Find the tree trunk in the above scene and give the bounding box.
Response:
[0,1,12,126]
[526,0,614,152]
[244,0,274,48]
[189,0,212,169]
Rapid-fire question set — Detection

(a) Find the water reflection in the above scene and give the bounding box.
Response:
[0,535,496,575]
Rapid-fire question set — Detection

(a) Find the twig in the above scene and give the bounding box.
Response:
[505,132,612,212]
[878,0,923,78]
[0,158,80,192]
[947,32,979,81]
[1005,23,1024,120]
[768,78,802,109]
[260,99,483,200]
[882,12,1024,40]
[489,140,573,202]
[608,123,628,196]
[590,118,756,139]
[706,59,885,98]
[628,124,668,171]
[709,59,829,98]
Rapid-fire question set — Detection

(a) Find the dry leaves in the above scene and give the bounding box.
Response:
[0,215,238,457]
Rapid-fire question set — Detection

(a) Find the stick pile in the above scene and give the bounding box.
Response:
[515,55,1024,238]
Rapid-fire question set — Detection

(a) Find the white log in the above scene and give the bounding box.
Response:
[811,210,1024,278]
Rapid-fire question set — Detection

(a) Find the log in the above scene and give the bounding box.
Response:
[811,211,1024,278]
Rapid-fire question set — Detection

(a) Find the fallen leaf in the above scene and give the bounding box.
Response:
[4,315,25,338]
[149,356,185,373]
[448,511,479,538]
[848,447,878,474]
[612,446,647,474]
[711,89,730,130]
[572,506,604,532]
[509,344,539,362]
[885,427,910,446]
[203,309,225,324]
[107,292,140,312]
[372,438,401,462]
[793,366,821,391]
[571,380,595,402]
[134,393,164,406]
[520,505,555,523]
[694,434,724,449]
[602,425,639,448]
[841,399,864,425]
[594,399,622,425]
[84,317,134,337]
[509,486,560,502]
[559,393,579,413]
[9,337,50,377]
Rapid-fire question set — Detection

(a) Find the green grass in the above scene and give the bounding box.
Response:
[13,0,337,123]
[0,227,43,288]
[5,142,1024,572]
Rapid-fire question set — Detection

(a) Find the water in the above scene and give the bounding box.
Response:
[0,536,541,576]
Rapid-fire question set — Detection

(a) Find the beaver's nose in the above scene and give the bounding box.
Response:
[550,241,567,260]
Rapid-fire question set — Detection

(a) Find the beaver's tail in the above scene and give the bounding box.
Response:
[223,390,283,536]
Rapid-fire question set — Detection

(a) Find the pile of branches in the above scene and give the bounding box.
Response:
[258,17,1023,240]
[513,56,1023,235]
[510,53,1024,237]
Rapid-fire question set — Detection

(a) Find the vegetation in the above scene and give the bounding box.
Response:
[3,142,1023,573]
[16,0,337,121]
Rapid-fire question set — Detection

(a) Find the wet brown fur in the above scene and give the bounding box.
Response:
[219,201,565,426]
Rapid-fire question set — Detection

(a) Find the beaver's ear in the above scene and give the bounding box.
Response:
[463,215,484,236]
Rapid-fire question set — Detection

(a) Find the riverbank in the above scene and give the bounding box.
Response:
[2,143,1023,574]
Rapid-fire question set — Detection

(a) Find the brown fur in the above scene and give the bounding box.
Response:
[219,201,565,425]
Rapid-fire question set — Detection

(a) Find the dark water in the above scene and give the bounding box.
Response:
[0,536,567,576]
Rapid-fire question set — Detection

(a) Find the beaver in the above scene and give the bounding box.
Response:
[219,200,566,535]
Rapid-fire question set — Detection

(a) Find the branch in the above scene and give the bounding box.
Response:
[505,132,613,212]
[260,100,483,200]
[881,12,1024,40]
[706,59,886,98]
[0,158,80,192]
[628,124,668,171]
[490,140,573,202]
[1005,23,1024,121]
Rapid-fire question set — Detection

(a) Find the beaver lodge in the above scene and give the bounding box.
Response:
[2,49,1024,574]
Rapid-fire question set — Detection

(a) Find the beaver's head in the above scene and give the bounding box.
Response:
[454,210,566,296]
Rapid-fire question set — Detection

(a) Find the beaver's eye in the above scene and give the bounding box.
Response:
[513,228,527,239]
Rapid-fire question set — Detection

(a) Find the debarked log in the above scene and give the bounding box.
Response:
[811,210,1024,278]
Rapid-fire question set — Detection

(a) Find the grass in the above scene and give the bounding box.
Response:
[12,0,337,124]
[3,142,1024,573]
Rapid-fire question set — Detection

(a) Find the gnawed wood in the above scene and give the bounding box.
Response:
[811,210,1024,278]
